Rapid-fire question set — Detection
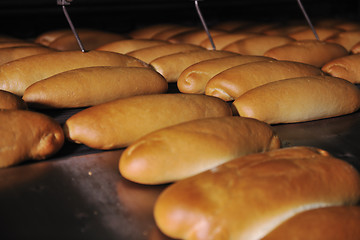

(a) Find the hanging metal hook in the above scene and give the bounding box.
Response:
[194,0,216,50]
[57,0,86,52]
[296,0,319,40]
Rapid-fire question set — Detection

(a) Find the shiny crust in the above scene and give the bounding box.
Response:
[322,53,360,84]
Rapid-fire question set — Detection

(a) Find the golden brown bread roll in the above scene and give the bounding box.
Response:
[263,206,360,240]
[263,24,308,36]
[233,22,280,34]
[177,55,274,94]
[34,29,74,46]
[222,35,295,55]
[127,43,204,63]
[205,60,324,101]
[96,39,170,54]
[264,40,349,67]
[119,116,281,185]
[199,32,259,50]
[150,49,237,82]
[232,76,360,124]
[22,66,168,108]
[351,41,360,54]
[48,30,128,51]
[325,30,360,51]
[211,21,253,32]
[0,41,40,49]
[0,90,27,110]
[154,146,360,240]
[167,29,226,45]
[128,24,179,39]
[0,46,56,65]
[0,110,64,168]
[322,54,360,84]
[64,93,232,150]
[0,50,148,96]
[288,27,343,40]
[151,26,198,41]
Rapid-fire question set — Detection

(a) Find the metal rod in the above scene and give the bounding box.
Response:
[296,0,319,40]
[194,0,216,50]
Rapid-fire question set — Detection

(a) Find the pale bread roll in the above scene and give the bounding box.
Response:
[127,43,204,63]
[322,54,360,84]
[154,146,360,240]
[151,26,198,40]
[0,46,55,65]
[128,24,179,39]
[199,32,259,50]
[167,29,226,45]
[264,40,349,67]
[0,90,27,110]
[63,93,232,150]
[177,55,274,94]
[48,30,128,51]
[0,110,64,168]
[222,35,295,55]
[23,66,168,108]
[232,76,360,124]
[0,50,148,96]
[205,60,324,101]
[288,27,343,40]
[96,39,169,54]
[325,30,360,51]
[263,206,360,240]
[119,116,281,185]
[150,49,237,82]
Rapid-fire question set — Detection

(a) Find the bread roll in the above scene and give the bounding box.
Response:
[48,30,127,51]
[119,116,281,185]
[288,27,343,40]
[0,41,40,49]
[0,46,55,65]
[151,26,198,40]
[154,146,360,240]
[211,21,253,32]
[0,90,27,110]
[325,30,360,51]
[0,50,148,96]
[351,41,360,54]
[233,22,280,34]
[0,110,64,168]
[322,54,360,84]
[232,76,360,124]
[168,29,226,45]
[334,21,360,31]
[263,206,360,240]
[96,39,169,54]
[127,43,204,63]
[150,49,237,82]
[263,25,308,36]
[264,40,349,67]
[205,60,324,101]
[23,66,168,108]
[64,93,232,149]
[199,32,259,50]
[129,24,179,39]
[177,55,274,94]
[35,29,74,46]
[222,35,295,55]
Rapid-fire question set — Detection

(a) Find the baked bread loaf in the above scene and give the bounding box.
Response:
[0,46,55,65]
[119,116,281,185]
[263,206,360,240]
[325,30,360,51]
[34,29,73,46]
[127,43,204,63]
[0,109,64,168]
[177,55,274,94]
[0,90,27,110]
[129,24,180,39]
[264,40,349,67]
[168,29,226,45]
[64,93,232,149]
[322,54,360,84]
[154,146,360,240]
[199,32,259,50]
[151,26,198,41]
[288,27,342,40]
[222,35,295,55]
[96,39,169,54]
[150,49,237,82]
[205,60,324,101]
[0,50,148,96]
[22,66,168,108]
[232,76,360,124]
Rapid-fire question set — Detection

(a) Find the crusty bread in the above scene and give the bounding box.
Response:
[0,46,55,65]
[288,27,343,40]
[199,32,259,50]
[263,206,360,240]
[222,35,295,55]
[63,93,232,150]
[128,24,179,39]
[264,40,349,67]
[167,29,226,45]
[205,60,324,101]
[322,54,360,84]
[0,50,148,96]
[127,43,204,63]
[325,30,360,51]
[119,116,281,185]
[0,109,64,168]
[154,146,360,240]
[23,66,168,108]
[0,90,27,110]
[232,76,360,124]
[96,39,170,54]
[177,55,274,94]
[150,49,237,82]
